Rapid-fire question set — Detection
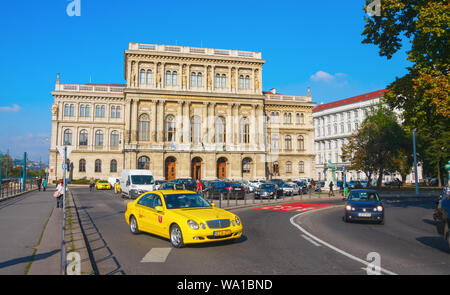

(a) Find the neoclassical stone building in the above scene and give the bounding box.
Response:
[49,43,315,182]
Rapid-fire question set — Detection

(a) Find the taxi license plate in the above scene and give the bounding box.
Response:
[358,213,372,217]
[214,230,231,237]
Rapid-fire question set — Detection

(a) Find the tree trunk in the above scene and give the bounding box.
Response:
[437,161,442,188]
[376,169,383,188]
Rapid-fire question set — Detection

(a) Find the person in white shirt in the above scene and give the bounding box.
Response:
[55,179,64,209]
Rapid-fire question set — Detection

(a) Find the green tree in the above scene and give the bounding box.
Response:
[362,0,449,186]
[341,105,408,188]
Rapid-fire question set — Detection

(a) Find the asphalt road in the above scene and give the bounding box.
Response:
[70,187,450,275]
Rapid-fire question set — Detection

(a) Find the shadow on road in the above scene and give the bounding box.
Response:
[416,236,450,254]
[0,249,60,270]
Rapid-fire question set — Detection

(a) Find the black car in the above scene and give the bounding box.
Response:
[204,181,245,200]
[434,186,450,249]
[171,178,198,192]
[344,189,384,224]
[255,183,283,199]
[160,182,186,190]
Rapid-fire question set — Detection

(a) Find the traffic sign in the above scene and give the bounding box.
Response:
[56,146,74,159]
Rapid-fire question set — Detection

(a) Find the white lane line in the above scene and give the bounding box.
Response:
[301,234,321,247]
[141,248,172,263]
[289,207,397,275]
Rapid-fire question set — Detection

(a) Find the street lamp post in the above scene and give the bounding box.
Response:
[412,129,419,195]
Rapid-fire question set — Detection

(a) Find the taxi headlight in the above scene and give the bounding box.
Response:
[377,206,383,212]
[187,220,199,230]
[235,216,241,226]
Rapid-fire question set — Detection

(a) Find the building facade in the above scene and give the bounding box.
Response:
[49,43,315,182]
[313,89,422,185]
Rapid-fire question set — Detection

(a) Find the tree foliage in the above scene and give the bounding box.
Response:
[362,0,449,184]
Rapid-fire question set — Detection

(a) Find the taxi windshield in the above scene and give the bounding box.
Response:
[348,191,380,202]
[164,194,211,209]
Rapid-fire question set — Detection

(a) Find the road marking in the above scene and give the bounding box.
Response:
[301,234,321,247]
[254,202,335,213]
[289,206,397,275]
[141,248,172,263]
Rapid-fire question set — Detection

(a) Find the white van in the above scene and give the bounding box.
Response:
[120,170,155,199]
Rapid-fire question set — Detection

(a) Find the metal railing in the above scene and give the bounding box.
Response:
[0,177,40,200]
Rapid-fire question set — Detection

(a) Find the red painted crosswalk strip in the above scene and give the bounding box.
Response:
[253,202,335,213]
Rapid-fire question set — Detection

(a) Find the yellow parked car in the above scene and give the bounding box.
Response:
[95,180,111,190]
[124,190,243,248]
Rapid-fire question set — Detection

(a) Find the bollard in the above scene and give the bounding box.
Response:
[219,192,223,208]
[227,191,230,207]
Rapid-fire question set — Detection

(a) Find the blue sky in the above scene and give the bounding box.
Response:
[0,0,412,162]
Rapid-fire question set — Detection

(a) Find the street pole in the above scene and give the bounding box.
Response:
[0,154,3,197]
[22,152,27,192]
[413,129,419,195]
[61,146,67,275]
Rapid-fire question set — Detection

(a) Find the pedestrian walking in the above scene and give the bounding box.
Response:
[37,177,42,192]
[196,179,203,194]
[55,179,64,209]
[89,178,95,192]
[328,181,334,197]
[43,178,47,192]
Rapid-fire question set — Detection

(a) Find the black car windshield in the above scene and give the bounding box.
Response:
[131,175,155,185]
[164,193,211,209]
[260,184,275,190]
[348,191,380,202]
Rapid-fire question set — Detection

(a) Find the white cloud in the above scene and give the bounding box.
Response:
[310,71,348,83]
[0,104,21,112]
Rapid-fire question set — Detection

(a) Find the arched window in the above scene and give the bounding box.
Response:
[285,135,292,151]
[215,116,226,143]
[190,116,201,144]
[242,158,252,174]
[287,113,292,123]
[95,130,104,146]
[110,130,119,146]
[298,135,304,150]
[138,114,150,141]
[286,161,292,173]
[191,72,196,87]
[79,159,86,172]
[80,104,85,117]
[172,71,177,86]
[166,71,171,85]
[215,74,220,88]
[138,156,150,170]
[240,117,250,144]
[79,129,88,146]
[165,115,176,142]
[221,74,226,88]
[146,70,152,84]
[298,161,305,173]
[239,75,244,89]
[197,73,202,87]
[95,159,102,173]
[245,75,249,89]
[140,69,146,84]
[95,105,101,117]
[110,159,117,173]
[101,105,105,117]
[63,129,72,145]
[115,106,121,118]
[271,134,279,149]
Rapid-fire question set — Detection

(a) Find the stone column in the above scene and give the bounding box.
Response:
[202,102,208,145]
[233,103,240,146]
[183,101,190,144]
[130,99,138,142]
[177,101,183,144]
[151,100,157,142]
[250,104,257,148]
[226,103,233,146]
[208,103,216,143]
[157,100,165,142]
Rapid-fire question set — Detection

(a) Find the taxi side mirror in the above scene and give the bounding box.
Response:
[155,206,164,212]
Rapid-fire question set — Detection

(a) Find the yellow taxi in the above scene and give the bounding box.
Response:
[124,190,243,248]
[95,180,111,190]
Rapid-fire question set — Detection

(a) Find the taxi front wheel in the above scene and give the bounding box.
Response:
[170,224,184,248]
